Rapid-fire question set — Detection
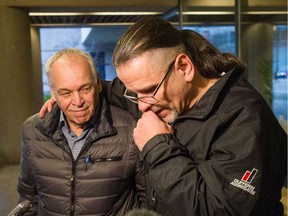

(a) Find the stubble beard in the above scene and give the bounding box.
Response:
[162,108,178,124]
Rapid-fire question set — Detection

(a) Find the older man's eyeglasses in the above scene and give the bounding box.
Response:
[123,59,176,104]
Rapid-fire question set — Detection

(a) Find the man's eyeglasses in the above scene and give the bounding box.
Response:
[123,59,176,104]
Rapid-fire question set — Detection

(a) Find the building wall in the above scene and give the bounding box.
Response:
[0,7,42,166]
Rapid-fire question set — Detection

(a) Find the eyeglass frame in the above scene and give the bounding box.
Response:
[123,58,176,104]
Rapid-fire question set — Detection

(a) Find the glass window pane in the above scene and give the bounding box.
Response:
[183,26,236,54]
[272,25,287,123]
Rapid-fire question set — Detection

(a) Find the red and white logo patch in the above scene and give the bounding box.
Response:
[230,168,258,195]
[241,168,258,183]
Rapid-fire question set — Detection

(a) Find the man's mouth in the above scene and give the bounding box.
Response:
[71,106,88,112]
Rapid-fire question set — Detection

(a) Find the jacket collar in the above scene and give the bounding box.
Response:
[36,95,117,140]
[175,67,244,121]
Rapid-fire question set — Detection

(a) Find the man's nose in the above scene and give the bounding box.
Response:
[72,92,84,106]
[138,101,152,112]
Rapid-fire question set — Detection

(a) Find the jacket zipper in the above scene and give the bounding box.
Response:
[69,137,112,215]
[70,161,77,216]
[47,131,116,215]
[151,189,156,211]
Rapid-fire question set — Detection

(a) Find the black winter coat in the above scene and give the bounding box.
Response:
[106,67,287,216]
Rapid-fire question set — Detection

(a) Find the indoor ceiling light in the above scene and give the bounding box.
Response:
[29,11,162,16]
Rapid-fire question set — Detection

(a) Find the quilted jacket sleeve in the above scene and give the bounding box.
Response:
[17,116,38,215]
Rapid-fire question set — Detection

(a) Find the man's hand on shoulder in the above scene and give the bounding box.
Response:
[39,98,56,118]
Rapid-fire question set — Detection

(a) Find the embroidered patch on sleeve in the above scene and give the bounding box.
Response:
[230,168,258,195]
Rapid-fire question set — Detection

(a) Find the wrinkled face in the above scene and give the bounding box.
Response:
[49,54,101,129]
[117,51,190,124]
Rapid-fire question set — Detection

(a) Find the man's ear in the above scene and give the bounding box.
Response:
[175,54,194,82]
[50,89,57,101]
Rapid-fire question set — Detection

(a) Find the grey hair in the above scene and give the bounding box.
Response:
[45,48,98,86]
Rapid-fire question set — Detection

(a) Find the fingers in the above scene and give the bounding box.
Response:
[39,101,49,119]
[39,98,55,119]
[47,101,53,112]
[133,111,173,151]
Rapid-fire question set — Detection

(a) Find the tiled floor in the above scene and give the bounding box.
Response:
[0,164,287,215]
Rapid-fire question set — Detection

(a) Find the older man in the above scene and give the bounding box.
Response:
[17,48,145,215]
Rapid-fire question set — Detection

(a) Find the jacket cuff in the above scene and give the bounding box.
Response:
[140,134,171,159]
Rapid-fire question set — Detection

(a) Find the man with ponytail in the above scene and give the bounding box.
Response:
[41,17,287,216]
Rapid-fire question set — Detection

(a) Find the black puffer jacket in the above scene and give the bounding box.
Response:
[17,96,145,216]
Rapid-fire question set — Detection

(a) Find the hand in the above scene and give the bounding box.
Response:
[39,97,56,119]
[133,110,173,151]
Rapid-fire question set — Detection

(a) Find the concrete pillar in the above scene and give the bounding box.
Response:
[31,27,44,107]
[0,7,40,166]
[241,23,274,104]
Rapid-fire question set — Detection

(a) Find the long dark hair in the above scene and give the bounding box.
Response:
[180,30,246,78]
[113,17,246,78]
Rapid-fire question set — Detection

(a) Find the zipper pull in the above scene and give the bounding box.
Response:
[151,189,156,211]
